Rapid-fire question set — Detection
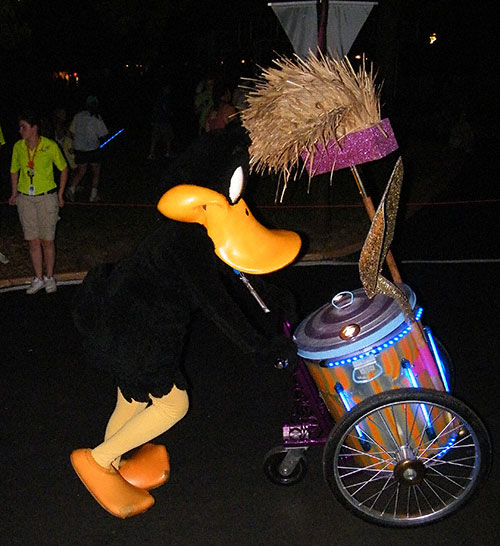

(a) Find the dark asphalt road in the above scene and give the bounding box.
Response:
[2,150,500,545]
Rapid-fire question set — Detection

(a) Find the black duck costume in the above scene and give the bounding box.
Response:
[70,125,301,518]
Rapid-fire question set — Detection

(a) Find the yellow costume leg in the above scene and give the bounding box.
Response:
[91,385,189,468]
[104,388,148,442]
[71,386,188,517]
[100,388,148,469]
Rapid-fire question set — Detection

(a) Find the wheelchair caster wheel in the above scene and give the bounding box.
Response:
[264,447,307,486]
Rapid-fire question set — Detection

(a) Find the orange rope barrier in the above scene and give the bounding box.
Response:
[1,198,499,209]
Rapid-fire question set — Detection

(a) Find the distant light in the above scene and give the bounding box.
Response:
[355,54,362,60]
[241,59,246,64]
[53,71,79,85]
[429,32,437,45]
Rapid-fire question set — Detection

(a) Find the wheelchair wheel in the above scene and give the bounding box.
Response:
[322,388,491,527]
[264,447,307,486]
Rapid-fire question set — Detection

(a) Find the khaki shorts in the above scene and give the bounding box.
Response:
[16,192,59,241]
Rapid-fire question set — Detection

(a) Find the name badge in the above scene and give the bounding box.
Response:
[28,184,35,196]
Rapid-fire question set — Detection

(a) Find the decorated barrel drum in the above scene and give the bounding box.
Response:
[293,284,447,423]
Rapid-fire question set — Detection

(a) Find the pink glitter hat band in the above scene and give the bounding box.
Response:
[301,118,399,175]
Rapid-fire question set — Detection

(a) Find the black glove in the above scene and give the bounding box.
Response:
[263,335,298,372]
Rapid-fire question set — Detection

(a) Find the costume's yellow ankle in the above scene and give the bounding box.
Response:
[119,443,170,490]
[70,448,154,518]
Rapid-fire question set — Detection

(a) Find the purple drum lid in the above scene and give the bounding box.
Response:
[293,284,416,360]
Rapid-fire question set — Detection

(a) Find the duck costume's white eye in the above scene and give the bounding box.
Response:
[228,166,244,204]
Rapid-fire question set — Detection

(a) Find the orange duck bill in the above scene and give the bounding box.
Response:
[157,183,301,274]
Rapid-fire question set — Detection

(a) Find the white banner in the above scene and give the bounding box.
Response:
[269,1,377,58]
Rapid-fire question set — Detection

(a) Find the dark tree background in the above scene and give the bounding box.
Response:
[0,0,497,147]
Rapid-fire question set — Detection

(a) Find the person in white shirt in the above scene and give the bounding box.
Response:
[66,96,108,202]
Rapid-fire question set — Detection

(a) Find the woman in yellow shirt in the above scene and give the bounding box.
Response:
[9,111,68,294]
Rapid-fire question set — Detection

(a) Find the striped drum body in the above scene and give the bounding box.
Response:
[293,285,446,423]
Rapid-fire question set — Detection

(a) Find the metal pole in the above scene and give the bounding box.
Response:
[317,0,329,55]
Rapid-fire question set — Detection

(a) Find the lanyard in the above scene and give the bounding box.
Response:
[26,138,40,181]
[26,138,40,169]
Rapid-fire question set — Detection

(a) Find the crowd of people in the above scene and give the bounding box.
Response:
[194,78,246,134]
[1,94,110,294]
[1,77,249,295]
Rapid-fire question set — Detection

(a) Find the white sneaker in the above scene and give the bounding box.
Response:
[65,187,76,202]
[26,277,45,295]
[43,275,57,293]
[89,190,100,202]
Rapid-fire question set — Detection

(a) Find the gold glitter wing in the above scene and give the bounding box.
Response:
[358,156,414,320]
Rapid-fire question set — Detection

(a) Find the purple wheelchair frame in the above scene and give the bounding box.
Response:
[282,358,333,449]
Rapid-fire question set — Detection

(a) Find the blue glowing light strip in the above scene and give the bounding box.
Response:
[401,360,435,436]
[424,327,451,392]
[436,435,457,458]
[335,383,370,450]
[99,128,125,148]
[335,382,355,412]
[323,307,423,368]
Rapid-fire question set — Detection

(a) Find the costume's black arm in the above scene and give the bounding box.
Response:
[168,224,270,354]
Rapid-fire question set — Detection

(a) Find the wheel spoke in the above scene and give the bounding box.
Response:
[403,403,410,445]
[418,415,462,457]
[344,462,394,496]
[424,465,470,490]
[422,432,475,464]
[407,403,421,446]
[359,476,396,510]
[423,456,475,469]
[340,448,394,460]
[422,477,461,503]
[415,403,433,451]
[410,485,423,517]
[345,427,396,462]
[406,483,411,518]
[374,408,401,452]
[390,403,403,446]
[393,482,401,518]
[415,406,448,452]
[379,484,399,518]
[415,483,436,513]
[338,461,393,477]
[420,476,448,507]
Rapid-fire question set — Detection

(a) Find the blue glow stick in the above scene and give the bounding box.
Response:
[335,382,371,451]
[401,359,436,439]
[424,327,451,392]
[99,128,125,148]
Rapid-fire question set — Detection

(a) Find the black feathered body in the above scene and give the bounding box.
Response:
[73,219,294,402]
